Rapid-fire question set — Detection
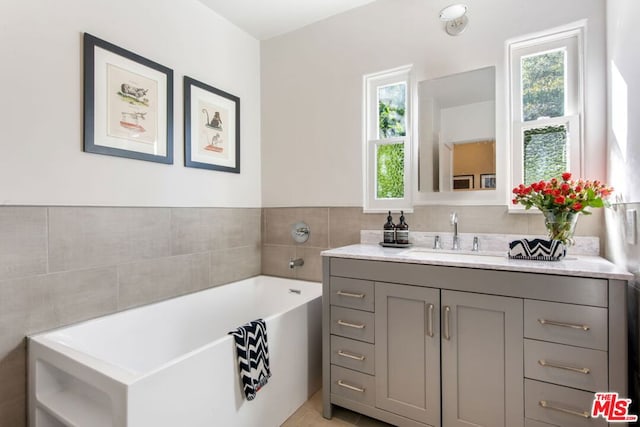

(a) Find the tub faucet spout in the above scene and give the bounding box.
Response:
[289,258,304,269]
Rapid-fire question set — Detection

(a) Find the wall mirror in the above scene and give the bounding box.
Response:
[417,66,496,193]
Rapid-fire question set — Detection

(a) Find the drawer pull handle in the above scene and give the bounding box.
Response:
[336,290,365,299]
[338,380,365,393]
[539,400,590,419]
[338,350,366,361]
[538,359,590,375]
[426,303,434,338]
[337,320,366,329]
[443,306,451,340]
[538,318,590,331]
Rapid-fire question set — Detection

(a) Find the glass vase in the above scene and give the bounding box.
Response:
[542,210,579,246]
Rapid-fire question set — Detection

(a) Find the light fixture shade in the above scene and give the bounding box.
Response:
[439,4,467,21]
[439,4,469,36]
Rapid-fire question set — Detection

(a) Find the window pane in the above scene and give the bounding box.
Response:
[378,83,406,138]
[522,50,565,121]
[376,143,404,199]
[523,125,567,184]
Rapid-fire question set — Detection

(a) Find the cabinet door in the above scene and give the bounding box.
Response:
[375,282,440,426]
[441,290,523,427]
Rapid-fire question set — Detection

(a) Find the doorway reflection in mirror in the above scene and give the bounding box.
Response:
[418,66,496,193]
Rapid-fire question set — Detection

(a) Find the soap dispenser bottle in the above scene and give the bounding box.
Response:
[396,211,409,245]
[383,211,395,244]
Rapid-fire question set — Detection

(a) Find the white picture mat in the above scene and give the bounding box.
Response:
[106,64,158,144]
[189,85,237,168]
[94,46,167,156]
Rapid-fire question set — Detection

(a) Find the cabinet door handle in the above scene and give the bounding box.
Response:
[538,318,590,331]
[443,306,451,340]
[539,400,590,419]
[337,380,365,393]
[337,319,366,329]
[426,303,434,337]
[338,350,366,361]
[336,290,365,299]
[538,359,590,375]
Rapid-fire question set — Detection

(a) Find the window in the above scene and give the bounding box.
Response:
[509,24,584,191]
[364,66,412,212]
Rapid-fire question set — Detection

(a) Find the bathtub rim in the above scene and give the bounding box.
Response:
[29,275,322,386]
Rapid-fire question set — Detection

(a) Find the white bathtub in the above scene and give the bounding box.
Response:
[28,276,322,427]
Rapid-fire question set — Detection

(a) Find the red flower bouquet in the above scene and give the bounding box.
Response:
[511,172,613,244]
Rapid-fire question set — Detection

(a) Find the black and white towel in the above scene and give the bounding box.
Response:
[508,238,566,261]
[228,318,271,401]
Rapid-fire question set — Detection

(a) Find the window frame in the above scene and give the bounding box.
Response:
[363,65,413,213]
[508,24,585,207]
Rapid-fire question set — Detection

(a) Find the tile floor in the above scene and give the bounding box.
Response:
[281,389,393,426]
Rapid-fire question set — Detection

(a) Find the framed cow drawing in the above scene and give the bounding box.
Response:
[83,33,173,164]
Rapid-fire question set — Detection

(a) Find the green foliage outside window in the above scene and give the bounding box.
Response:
[374,82,406,199]
[378,83,406,138]
[521,49,569,185]
[379,101,406,138]
[376,143,404,199]
[523,125,567,185]
[522,50,565,121]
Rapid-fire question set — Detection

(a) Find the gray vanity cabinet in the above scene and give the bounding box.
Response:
[373,284,523,427]
[322,255,628,427]
[375,282,441,426]
[441,290,523,427]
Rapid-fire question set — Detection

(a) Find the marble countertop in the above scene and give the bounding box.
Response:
[321,244,633,280]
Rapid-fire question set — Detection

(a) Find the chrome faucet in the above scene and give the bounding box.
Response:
[450,212,460,250]
[289,258,304,269]
[472,236,479,252]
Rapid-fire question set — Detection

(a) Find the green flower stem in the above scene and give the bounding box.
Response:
[542,210,579,246]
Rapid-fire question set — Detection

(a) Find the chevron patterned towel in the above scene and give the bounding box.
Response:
[229,319,271,401]
[508,238,566,261]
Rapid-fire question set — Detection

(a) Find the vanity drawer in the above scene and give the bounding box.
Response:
[524,339,608,392]
[525,379,605,427]
[331,365,375,407]
[331,335,375,375]
[330,277,374,312]
[524,300,607,350]
[331,306,375,343]
[525,419,557,427]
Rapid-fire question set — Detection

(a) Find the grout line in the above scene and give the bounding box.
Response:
[45,207,50,274]
[115,263,120,310]
[327,207,331,249]
[168,207,175,256]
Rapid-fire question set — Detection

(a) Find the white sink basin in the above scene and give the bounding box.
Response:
[398,247,507,262]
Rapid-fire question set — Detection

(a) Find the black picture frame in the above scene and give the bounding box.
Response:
[83,33,174,164]
[481,173,496,189]
[453,174,474,190]
[184,76,240,173]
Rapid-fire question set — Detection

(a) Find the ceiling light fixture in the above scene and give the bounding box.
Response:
[439,4,468,36]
